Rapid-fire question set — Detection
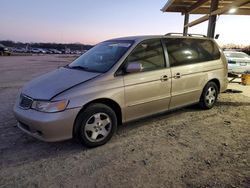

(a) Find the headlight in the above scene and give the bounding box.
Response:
[31,100,69,112]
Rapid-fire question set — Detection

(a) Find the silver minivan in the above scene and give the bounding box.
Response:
[14,34,228,147]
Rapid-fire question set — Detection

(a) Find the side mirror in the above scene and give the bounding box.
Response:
[125,62,143,73]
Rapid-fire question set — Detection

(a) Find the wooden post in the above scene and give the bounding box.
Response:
[183,13,189,36]
[207,0,219,38]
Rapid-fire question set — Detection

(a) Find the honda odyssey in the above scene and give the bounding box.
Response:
[14,34,228,147]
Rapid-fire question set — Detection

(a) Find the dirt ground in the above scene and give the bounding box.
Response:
[0,55,249,188]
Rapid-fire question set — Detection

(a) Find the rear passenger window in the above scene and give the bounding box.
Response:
[164,38,220,67]
[125,39,165,72]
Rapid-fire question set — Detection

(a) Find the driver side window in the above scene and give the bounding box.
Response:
[125,39,165,72]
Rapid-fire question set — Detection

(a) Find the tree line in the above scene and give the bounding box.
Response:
[0,40,94,51]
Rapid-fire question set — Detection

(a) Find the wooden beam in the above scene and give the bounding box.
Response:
[186,0,210,13]
[210,0,250,15]
[185,0,250,28]
[190,7,250,15]
[161,0,176,12]
[185,14,209,28]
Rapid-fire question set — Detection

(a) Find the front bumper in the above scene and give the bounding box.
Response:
[13,104,81,142]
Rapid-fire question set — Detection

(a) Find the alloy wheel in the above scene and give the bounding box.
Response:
[84,113,112,142]
[205,86,216,105]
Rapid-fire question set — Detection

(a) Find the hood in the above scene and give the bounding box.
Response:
[22,67,100,100]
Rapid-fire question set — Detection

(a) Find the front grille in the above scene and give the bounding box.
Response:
[19,94,33,109]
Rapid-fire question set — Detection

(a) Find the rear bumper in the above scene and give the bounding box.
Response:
[228,65,250,74]
[13,105,81,142]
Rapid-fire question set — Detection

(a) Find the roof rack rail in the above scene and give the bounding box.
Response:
[165,33,207,38]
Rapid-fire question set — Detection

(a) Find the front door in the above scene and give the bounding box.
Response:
[122,39,171,121]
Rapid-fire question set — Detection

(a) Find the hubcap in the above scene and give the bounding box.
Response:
[84,113,111,142]
[205,86,216,105]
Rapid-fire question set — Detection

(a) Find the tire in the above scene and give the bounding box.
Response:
[74,103,117,147]
[199,82,219,109]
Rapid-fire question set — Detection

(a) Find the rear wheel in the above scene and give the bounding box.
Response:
[199,82,218,109]
[74,103,117,147]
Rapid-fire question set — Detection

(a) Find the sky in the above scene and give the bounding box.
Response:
[0,0,250,45]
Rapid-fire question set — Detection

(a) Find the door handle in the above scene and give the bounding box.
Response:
[174,73,181,79]
[160,75,168,81]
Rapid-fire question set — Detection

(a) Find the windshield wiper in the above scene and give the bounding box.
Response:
[64,65,89,71]
[64,65,102,73]
[69,65,90,71]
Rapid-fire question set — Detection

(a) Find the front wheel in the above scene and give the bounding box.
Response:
[199,82,218,109]
[74,103,117,147]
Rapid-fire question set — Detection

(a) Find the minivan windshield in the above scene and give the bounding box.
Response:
[68,40,134,73]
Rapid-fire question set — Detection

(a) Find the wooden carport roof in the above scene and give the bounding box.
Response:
[161,0,250,38]
[161,0,250,15]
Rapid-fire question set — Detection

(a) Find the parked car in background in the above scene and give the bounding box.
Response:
[224,51,250,74]
[12,47,27,53]
[42,49,50,54]
[37,48,47,54]
[49,49,62,54]
[29,48,40,53]
[29,48,47,54]
[71,50,82,54]
[0,44,11,56]
[14,34,228,147]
